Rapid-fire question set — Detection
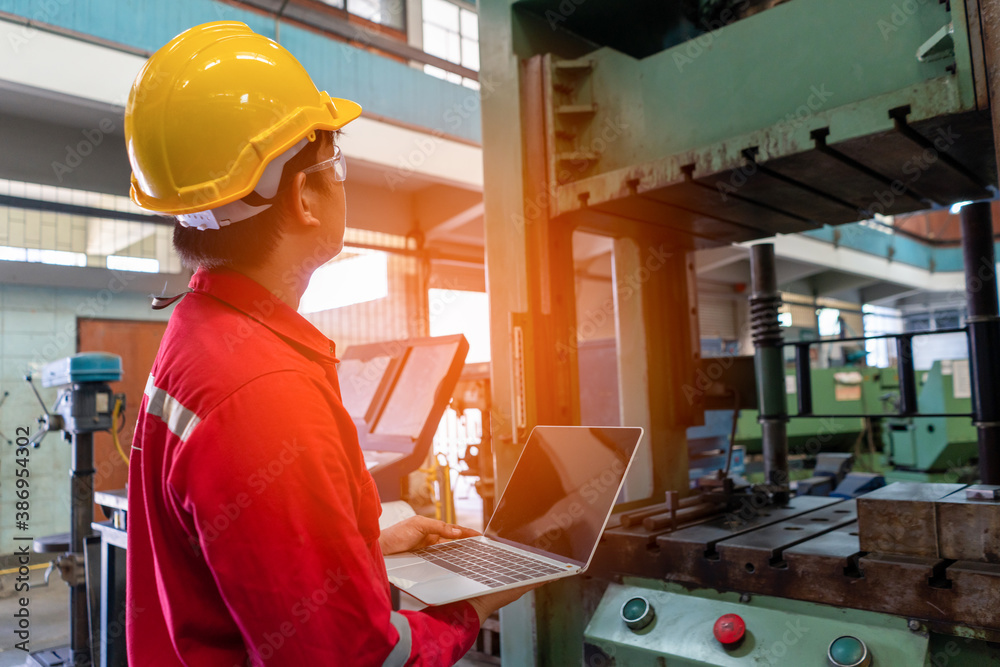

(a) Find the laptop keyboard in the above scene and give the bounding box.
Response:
[414,540,566,588]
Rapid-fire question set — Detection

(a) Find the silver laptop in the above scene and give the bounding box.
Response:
[384,425,643,605]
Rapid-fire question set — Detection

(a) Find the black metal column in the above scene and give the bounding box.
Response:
[750,244,789,503]
[895,335,919,416]
[794,343,813,416]
[70,430,95,665]
[960,202,1000,484]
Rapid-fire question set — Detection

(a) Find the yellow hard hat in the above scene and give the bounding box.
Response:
[125,21,362,215]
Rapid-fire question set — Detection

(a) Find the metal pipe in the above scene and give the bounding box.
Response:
[774,412,970,419]
[750,244,789,503]
[771,327,969,346]
[896,335,918,416]
[794,343,813,416]
[641,502,727,531]
[0,194,172,226]
[960,202,1000,484]
[619,494,704,527]
[70,429,95,665]
[0,195,486,266]
[975,0,1000,485]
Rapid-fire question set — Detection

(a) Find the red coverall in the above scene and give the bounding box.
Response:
[126,268,480,666]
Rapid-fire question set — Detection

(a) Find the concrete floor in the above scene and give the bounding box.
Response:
[0,493,496,666]
[0,566,70,667]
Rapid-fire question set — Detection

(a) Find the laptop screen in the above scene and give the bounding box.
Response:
[485,426,642,565]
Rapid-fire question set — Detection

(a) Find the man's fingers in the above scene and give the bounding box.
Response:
[390,516,481,550]
[447,523,482,538]
[412,516,481,539]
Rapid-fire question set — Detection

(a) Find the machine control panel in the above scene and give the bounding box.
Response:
[587,583,929,665]
[828,636,871,667]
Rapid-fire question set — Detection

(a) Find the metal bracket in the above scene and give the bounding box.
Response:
[917,23,955,62]
[54,553,87,587]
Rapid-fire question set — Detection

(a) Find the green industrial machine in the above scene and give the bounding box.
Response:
[884,360,978,482]
[589,490,1000,666]
[733,359,978,483]
[478,0,1000,664]
[586,580,1000,666]
[736,366,898,455]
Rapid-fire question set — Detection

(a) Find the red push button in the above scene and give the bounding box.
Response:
[713,613,746,648]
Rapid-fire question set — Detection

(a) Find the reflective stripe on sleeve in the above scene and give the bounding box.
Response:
[144,374,202,442]
[383,612,412,667]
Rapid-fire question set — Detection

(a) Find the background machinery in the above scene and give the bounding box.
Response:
[21,353,126,667]
[479,0,1000,664]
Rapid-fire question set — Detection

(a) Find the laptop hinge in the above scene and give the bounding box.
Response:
[485,535,586,569]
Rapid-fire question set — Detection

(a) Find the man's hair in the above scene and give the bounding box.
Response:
[173,130,337,270]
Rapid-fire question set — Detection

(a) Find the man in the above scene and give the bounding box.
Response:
[125,21,533,666]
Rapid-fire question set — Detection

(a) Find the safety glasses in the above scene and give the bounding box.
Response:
[301,145,346,182]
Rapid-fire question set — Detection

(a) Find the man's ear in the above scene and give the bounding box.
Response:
[286,172,323,229]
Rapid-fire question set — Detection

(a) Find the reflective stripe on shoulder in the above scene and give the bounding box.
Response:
[144,374,202,442]
[383,611,412,667]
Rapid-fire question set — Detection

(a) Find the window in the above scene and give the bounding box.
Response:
[107,255,160,273]
[299,250,390,314]
[422,0,479,88]
[428,288,490,362]
[0,178,181,273]
[0,245,86,267]
[904,314,932,332]
[817,308,842,337]
[346,0,405,30]
[317,0,405,30]
[934,309,962,330]
[863,304,903,368]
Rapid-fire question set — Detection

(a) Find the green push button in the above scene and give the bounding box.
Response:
[620,596,654,631]
[828,635,871,667]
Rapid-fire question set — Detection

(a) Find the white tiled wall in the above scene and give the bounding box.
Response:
[0,283,170,547]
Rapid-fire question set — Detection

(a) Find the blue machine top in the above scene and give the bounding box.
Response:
[42,353,123,388]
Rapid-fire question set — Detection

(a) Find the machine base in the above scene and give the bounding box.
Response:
[27,645,87,667]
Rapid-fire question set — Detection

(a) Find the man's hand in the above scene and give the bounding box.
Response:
[467,582,546,625]
[378,516,481,556]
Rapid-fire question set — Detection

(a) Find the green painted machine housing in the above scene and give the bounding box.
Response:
[562,0,973,174]
[585,580,931,666]
[536,0,994,242]
[585,579,1000,666]
[884,359,977,474]
[735,366,898,454]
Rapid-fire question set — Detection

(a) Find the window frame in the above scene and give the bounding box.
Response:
[421,0,480,87]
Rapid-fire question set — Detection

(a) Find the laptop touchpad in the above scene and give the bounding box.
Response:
[386,562,455,589]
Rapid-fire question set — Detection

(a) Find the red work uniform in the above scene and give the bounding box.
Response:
[126,268,480,666]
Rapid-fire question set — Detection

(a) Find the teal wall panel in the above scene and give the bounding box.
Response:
[0,0,482,142]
